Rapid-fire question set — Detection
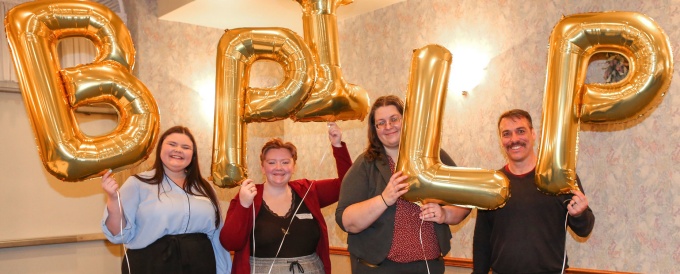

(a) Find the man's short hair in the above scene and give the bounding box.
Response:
[497,109,533,130]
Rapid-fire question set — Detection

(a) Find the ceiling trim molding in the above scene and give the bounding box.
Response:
[157,0,194,18]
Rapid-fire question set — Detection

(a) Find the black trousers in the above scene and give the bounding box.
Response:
[123,233,216,274]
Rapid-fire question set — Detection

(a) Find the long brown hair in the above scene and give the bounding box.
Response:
[135,126,221,228]
[364,95,404,161]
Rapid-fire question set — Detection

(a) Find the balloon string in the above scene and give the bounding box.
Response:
[419,217,432,274]
[251,203,256,274]
[116,191,131,274]
[576,119,581,160]
[561,199,571,274]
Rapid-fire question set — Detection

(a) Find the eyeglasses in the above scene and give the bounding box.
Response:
[375,116,402,130]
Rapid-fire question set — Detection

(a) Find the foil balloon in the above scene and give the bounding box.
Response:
[4,0,160,181]
[293,0,370,122]
[537,11,673,194]
[212,28,316,188]
[397,45,509,210]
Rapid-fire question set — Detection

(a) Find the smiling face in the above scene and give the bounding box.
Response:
[498,116,536,164]
[261,148,296,187]
[160,133,194,173]
[374,105,403,150]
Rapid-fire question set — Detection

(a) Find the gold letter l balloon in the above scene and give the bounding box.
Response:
[537,12,672,194]
[4,0,160,181]
[397,45,509,210]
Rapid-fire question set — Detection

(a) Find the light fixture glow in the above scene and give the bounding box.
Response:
[448,46,490,95]
[196,79,215,123]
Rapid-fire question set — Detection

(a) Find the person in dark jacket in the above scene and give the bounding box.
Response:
[336,95,471,274]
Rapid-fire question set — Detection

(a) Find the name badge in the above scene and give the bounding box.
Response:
[296,213,313,220]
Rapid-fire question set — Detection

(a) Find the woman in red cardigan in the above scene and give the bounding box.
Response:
[220,123,351,274]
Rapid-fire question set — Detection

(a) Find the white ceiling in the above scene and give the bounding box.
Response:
[158,0,406,34]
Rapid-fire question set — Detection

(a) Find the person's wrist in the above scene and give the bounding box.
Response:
[570,212,583,218]
[440,207,449,224]
[239,198,252,208]
[379,194,389,207]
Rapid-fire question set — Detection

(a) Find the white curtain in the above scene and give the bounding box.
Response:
[0,0,96,84]
[0,1,27,83]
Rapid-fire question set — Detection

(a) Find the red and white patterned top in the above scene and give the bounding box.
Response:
[385,156,441,262]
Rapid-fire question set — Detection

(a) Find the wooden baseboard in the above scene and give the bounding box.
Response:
[0,233,107,248]
[329,247,636,274]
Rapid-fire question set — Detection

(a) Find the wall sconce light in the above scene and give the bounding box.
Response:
[448,46,490,96]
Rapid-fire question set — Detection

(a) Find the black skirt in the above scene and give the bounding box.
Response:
[122,233,216,274]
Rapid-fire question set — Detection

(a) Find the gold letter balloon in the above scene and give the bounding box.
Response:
[397,45,509,210]
[212,0,369,188]
[537,12,673,194]
[212,28,316,188]
[293,0,369,122]
[4,0,160,181]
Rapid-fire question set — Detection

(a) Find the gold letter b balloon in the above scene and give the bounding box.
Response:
[537,12,673,194]
[4,0,160,181]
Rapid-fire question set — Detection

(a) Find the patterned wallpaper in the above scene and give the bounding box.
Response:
[124,0,679,272]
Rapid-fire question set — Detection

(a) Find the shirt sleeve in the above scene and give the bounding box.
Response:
[567,176,595,237]
[314,142,353,207]
[211,219,232,274]
[334,142,353,179]
[439,149,456,167]
[335,156,370,233]
[472,209,492,274]
[101,176,139,244]
[220,192,255,252]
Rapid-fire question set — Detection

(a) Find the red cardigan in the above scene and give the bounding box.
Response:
[220,143,351,274]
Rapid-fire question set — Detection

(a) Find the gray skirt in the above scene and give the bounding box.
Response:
[250,253,324,274]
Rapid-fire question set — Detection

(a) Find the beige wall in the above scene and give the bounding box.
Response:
[1,0,678,273]
[0,241,122,274]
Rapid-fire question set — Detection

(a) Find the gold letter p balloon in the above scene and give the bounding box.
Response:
[537,12,673,194]
[211,0,370,188]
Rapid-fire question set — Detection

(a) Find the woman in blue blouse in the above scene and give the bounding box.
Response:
[101,126,231,274]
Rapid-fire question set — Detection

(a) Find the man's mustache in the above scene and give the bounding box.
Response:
[506,141,526,150]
